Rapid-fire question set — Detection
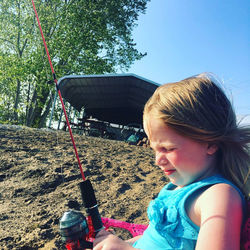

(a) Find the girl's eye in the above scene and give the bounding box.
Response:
[168,148,176,152]
[162,147,175,152]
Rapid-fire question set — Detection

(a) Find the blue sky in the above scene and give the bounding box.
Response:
[126,0,250,124]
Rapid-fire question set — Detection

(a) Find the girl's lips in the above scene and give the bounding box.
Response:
[164,169,176,176]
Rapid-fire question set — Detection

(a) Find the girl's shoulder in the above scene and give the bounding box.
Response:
[198,182,243,212]
[186,175,246,207]
[185,178,246,230]
[185,182,243,227]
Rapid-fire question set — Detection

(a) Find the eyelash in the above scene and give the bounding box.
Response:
[152,147,175,153]
[163,148,175,152]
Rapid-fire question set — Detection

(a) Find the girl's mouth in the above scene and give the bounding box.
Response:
[164,169,176,176]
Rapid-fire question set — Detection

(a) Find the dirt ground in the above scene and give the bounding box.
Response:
[0,124,168,249]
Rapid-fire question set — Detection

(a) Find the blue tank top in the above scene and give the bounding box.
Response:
[133,175,245,250]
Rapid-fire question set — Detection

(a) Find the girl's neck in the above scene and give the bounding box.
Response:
[174,169,220,190]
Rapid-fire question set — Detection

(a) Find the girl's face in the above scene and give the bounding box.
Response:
[145,117,218,187]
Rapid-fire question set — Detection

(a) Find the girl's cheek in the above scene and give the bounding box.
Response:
[167,152,179,164]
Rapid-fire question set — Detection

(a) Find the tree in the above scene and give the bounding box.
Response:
[0,0,150,127]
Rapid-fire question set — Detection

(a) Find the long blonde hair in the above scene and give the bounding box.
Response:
[143,73,250,198]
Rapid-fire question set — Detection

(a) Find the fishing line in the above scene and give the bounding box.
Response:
[32,2,104,245]
[31,0,85,181]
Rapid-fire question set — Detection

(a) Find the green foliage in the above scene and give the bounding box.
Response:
[0,0,150,127]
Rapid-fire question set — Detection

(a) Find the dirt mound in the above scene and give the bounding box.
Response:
[0,125,168,249]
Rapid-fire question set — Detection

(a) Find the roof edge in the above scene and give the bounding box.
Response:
[57,73,160,87]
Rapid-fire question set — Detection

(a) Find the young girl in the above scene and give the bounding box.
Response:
[93,73,250,250]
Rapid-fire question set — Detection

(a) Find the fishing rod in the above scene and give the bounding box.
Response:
[31,1,104,248]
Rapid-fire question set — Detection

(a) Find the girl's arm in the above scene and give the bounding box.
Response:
[195,183,243,250]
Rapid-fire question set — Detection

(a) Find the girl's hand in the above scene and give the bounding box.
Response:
[93,229,133,250]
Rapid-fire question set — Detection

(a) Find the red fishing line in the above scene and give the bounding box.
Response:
[31,0,85,181]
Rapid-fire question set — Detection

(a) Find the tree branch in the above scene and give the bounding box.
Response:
[0,37,16,47]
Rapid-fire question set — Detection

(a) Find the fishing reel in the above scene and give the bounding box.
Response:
[60,209,93,250]
[59,180,104,250]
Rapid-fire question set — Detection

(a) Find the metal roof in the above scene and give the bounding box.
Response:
[58,73,159,126]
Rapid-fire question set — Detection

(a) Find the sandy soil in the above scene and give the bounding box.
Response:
[0,125,168,249]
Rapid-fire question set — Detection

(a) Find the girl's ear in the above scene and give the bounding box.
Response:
[207,144,218,155]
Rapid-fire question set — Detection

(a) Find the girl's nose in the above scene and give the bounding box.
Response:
[155,152,168,166]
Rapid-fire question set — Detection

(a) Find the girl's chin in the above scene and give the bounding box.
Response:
[168,175,190,187]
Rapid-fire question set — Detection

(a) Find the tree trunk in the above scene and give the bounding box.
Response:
[38,92,54,128]
[30,83,50,128]
[25,82,31,125]
[26,88,38,127]
[13,79,21,124]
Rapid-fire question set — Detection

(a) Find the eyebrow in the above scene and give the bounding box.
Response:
[149,141,161,150]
